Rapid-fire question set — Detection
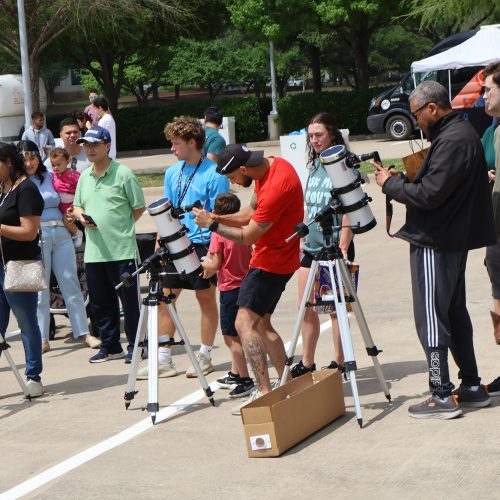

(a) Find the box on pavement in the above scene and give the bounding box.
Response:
[241,369,345,458]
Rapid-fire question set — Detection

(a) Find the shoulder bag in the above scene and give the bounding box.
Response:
[0,177,47,293]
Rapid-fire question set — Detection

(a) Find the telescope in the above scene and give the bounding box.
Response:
[319,145,378,234]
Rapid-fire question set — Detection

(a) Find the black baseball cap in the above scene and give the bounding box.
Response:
[216,144,264,174]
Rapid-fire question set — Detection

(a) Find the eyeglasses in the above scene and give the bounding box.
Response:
[83,141,106,149]
[89,95,97,100]
[411,101,434,119]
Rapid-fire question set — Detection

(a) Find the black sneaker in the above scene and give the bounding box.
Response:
[291,360,316,378]
[217,371,240,389]
[322,361,345,372]
[486,376,500,396]
[89,350,125,363]
[452,384,491,408]
[229,378,255,399]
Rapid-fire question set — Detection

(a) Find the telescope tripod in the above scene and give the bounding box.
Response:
[0,332,30,400]
[123,271,215,424]
[281,206,391,428]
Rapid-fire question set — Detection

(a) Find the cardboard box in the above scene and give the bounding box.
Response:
[241,370,345,458]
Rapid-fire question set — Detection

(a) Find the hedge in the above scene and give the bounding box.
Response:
[47,96,272,152]
[276,87,390,136]
[46,88,391,151]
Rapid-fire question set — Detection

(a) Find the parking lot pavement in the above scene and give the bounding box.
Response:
[2,154,500,499]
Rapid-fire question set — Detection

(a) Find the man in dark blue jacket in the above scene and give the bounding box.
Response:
[374,81,496,419]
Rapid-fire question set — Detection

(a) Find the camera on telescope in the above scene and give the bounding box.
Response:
[345,151,381,169]
[170,200,203,220]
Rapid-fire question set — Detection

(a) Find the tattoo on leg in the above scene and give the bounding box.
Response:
[242,336,267,389]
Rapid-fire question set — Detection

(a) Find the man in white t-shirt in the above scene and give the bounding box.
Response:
[94,96,117,160]
[44,117,91,173]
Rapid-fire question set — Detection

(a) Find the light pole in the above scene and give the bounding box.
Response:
[17,0,32,131]
[267,40,280,140]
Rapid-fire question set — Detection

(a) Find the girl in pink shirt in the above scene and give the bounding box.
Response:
[50,147,82,247]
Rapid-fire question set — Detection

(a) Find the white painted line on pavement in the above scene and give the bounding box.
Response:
[0,383,219,499]
[1,321,332,499]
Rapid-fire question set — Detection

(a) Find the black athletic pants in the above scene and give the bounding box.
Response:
[409,245,480,397]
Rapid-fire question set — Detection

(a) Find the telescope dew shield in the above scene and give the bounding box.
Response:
[147,198,202,278]
[320,145,376,234]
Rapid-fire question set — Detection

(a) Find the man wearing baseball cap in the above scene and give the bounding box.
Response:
[194,144,304,415]
[72,126,146,363]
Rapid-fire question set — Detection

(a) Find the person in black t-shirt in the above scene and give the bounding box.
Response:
[0,142,45,398]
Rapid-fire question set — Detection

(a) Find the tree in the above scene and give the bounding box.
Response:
[168,37,240,100]
[368,26,432,84]
[66,1,192,112]
[224,0,322,90]
[404,0,499,42]
[0,0,189,111]
[315,0,405,89]
[0,49,20,74]
[0,0,81,109]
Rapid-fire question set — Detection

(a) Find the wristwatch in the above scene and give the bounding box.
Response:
[208,220,219,232]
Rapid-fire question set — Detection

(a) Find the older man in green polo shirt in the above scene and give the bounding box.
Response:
[72,125,146,363]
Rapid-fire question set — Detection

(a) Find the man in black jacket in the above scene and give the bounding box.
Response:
[374,81,496,419]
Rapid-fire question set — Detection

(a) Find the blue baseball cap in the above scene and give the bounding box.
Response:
[76,125,111,144]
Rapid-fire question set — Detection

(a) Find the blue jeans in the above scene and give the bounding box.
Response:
[39,225,89,340]
[0,265,43,382]
[85,260,140,355]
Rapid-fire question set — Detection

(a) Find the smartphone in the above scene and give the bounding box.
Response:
[82,214,97,226]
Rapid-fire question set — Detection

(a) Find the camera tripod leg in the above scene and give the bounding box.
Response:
[0,333,30,400]
[147,303,160,423]
[279,260,318,387]
[165,302,215,407]
[124,304,148,409]
[328,261,363,428]
[338,260,391,402]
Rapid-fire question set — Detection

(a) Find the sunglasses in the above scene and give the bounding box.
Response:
[21,150,39,158]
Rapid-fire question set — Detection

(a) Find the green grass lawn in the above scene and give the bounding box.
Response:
[136,173,165,188]
[359,157,404,174]
[136,158,404,189]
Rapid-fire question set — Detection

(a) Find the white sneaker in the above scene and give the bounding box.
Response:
[231,389,262,416]
[136,360,177,380]
[26,380,44,398]
[186,352,214,378]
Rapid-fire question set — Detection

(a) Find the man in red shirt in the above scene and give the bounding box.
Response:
[194,144,304,414]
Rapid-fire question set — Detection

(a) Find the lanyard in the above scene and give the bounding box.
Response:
[176,156,204,207]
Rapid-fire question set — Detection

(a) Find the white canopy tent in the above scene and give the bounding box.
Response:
[410,26,500,139]
[411,25,500,73]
